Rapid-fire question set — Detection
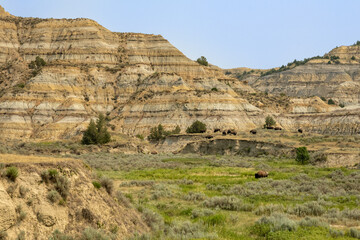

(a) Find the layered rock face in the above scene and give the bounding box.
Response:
[0,5,359,139]
[251,63,360,105]
[229,45,360,106]
[0,10,258,139]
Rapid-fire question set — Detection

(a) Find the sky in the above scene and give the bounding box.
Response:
[1,0,359,69]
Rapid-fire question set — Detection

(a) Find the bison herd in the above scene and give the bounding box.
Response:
[213,128,304,135]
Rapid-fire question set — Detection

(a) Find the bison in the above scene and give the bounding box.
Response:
[214,128,221,133]
[227,129,237,135]
[205,135,214,139]
[255,171,268,178]
[250,129,257,134]
[222,131,227,136]
[266,126,274,130]
[274,127,282,130]
[298,129,303,133]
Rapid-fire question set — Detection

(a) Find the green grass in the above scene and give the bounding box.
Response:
[81,154,360,240]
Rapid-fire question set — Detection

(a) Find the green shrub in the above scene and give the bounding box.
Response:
[290,201,325,217]
[81,227,114,240]
[295,147,310,164]
[168,221,217,239]
[100,176,114,194]
[55,175,70,199]
[265,116,276,128]
[15,205,27,222]
[203,214,226,226]
[186,120,207,133]
[6,167,18,181]
[172,125,181,134]
[49,230,75,240]
[19,185,29,198]
[135,134,144,140]
[203,196,241,211]
[196,56,208,66]
[184,192,206,202]
[339,103,345,108]
[148,124,181,141]
[115,190,131,208]
[329,228,344,238]
[351,56,356,60]
[92,181,101,189]
[298,217,328,228]
[320,96,326,101]
[327,99,335,105]
[211,87,218,92]
[348,228,360,239]
[82,114,111,145]
[28,56,46,69]
[16,231,25,240]
[148,124,166,141]
[255,214,297,233]
[47,190,61,203]
[191,209,214,219]
[142,208,164,232]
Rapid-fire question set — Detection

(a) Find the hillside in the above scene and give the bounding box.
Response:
[0,155,148,239]
[225,44,360,106]
[0,5,359,140]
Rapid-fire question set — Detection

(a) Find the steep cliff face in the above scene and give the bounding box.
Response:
[0,10,258,139]
[0,6,359,139]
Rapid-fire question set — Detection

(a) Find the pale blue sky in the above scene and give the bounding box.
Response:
[1,0,359,69]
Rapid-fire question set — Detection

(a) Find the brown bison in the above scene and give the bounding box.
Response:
[274,127,282,130]
[205,135,214,139]
[250,129,257,134]
[227,129,237,135]
[255,171,268,178]
[266,126,274,130]
[222,131,227,136]
[214,128,221,133]
[298,129,303,133]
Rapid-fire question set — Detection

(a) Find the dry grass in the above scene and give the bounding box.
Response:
[0,154,78,164]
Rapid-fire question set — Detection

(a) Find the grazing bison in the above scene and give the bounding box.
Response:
[227,129,237,135]
[266,126,274,130]
[250,129,257,134]
[205,135,214,139]
[222,131,227,136]
[274,127,282,130]
[298,129,303,133]
[214,128,221,133]
[255,171,268,178]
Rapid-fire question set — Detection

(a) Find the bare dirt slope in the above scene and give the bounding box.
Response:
[0,155,148,239]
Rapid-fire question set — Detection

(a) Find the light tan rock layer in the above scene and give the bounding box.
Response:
[0,7,359,139]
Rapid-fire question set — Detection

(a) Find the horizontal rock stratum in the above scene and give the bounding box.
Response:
[0,6,359,139]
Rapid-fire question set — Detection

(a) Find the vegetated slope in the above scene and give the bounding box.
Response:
[0,155,148,239]
[226,44,360,106]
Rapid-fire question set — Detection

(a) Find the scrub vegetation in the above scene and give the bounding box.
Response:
[78,153,360,240]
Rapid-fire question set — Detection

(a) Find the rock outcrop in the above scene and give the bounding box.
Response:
[0,5,359,139]
[0,7,259,139]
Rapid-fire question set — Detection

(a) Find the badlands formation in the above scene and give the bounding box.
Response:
[0,6,359,140]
